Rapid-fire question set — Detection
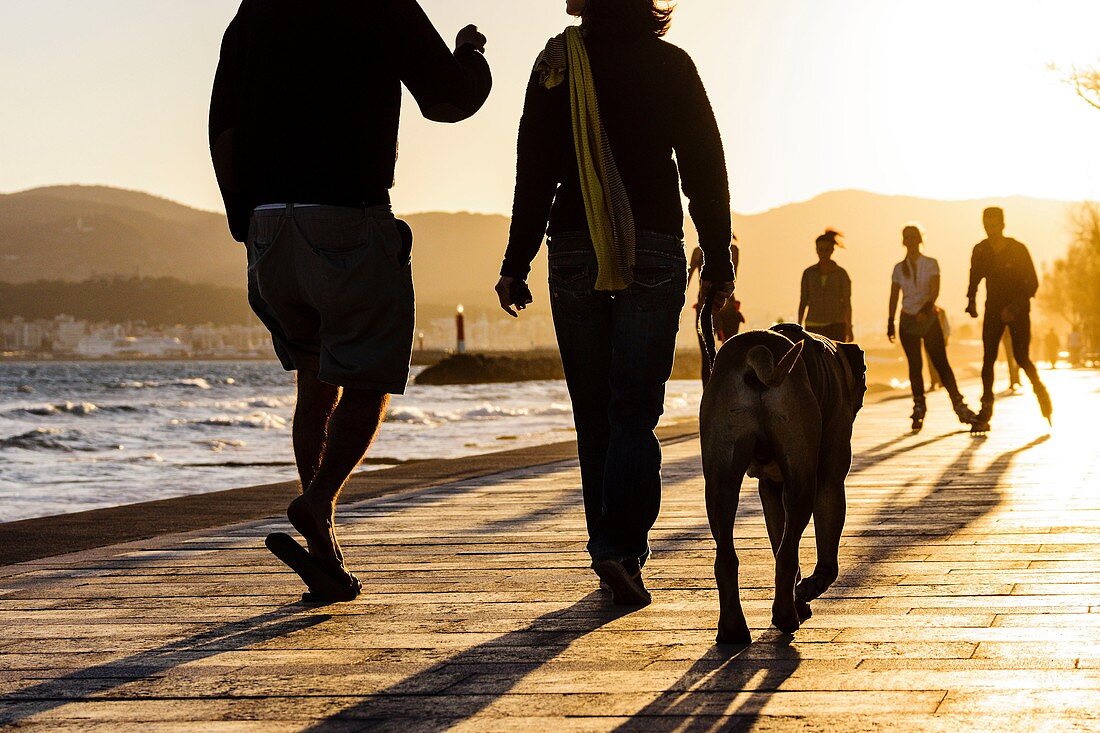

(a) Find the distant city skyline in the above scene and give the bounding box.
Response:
[2,1,1100,216]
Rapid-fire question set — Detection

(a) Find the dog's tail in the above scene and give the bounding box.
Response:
[746,341,804,389]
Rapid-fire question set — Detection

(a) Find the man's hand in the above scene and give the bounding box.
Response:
[966,300,979,319]
[456,24,486,53]
[495,276,531,318]
[845,323,854,343]
[887,319,896,344]
[698,279,735,312]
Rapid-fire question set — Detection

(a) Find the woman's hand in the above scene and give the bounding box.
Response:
[698,280,735,312]
[887,319,896,344]
[495,276,532,318]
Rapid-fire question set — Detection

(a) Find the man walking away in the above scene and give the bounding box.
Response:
[210,0,491,601]
[1044,329,1061,367]
[966,207,1052,432]
[799,229,853,342]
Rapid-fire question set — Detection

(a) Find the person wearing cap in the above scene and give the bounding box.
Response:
[799,229,852,342]
[888,225,977,431]
[966,207,1052,431]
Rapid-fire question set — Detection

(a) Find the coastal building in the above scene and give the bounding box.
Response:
[53,316,88,353]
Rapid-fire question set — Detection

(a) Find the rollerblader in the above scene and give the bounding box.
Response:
[966,207,1052,432]
[888,225,976,431]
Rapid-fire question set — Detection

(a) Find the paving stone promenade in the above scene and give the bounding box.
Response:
[0,370,1098,731]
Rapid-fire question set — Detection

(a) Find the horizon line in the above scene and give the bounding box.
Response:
[0,182,1087,219]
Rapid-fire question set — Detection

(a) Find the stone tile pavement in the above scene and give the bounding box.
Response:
[0,370,1097,731]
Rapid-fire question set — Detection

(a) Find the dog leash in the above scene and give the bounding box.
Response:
[696,289,718,387]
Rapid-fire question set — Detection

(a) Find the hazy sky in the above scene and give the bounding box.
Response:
[2,1,1099,215]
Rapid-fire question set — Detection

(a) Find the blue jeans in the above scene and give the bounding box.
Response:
[548,232,688,562]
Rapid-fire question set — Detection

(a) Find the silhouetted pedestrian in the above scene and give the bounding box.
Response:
[210,0,491,600]
[1044,329,1061,367]
[494,0,734,606]
[799,230,852,342]
[966,207,1052,431]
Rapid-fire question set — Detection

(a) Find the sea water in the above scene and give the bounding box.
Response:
[0,361,703,522]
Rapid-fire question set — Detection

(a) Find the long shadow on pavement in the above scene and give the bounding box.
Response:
[612,433,1048,730]
[299,592,626,730]
[0,604,327,726]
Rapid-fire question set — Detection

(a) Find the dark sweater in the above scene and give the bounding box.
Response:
[210,0,492,242]
[501,31,734,283]
[967,237,1039,313]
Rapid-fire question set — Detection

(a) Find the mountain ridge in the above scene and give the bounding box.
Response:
[0,185,1077,328]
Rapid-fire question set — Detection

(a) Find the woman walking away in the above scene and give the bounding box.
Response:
[799,229,853,342]
[888,225,977,431]
[494,0,735,606]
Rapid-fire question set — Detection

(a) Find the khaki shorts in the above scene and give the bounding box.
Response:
[246,204,414,393]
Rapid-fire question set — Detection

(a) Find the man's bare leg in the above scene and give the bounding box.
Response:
[293,370,340,491]
[288,387,390,570]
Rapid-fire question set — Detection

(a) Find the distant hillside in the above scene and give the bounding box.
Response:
[0,277,253,326]
[0,185,1077,330]
[0,186,242,287]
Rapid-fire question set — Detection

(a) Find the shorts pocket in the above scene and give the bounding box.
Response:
[384,218,413,269]
[246,216,284,269]
[313,238,375,272]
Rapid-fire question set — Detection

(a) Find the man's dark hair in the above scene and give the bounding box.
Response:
[583,0,675,37]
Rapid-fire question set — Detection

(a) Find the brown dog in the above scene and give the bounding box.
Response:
[699,323,866,643]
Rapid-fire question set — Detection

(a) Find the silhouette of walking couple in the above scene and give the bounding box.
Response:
[211,0,730,604]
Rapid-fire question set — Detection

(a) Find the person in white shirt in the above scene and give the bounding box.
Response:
[887,225,977,430]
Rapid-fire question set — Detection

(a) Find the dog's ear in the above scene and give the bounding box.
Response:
[767,340,804,388]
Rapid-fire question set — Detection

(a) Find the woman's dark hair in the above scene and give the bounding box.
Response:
[583,0,675,38]
[815,229,844,248]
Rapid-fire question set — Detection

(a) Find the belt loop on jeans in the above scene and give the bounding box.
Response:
[284,203,294,218]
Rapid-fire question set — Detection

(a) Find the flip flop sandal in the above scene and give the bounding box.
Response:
[287,497,345,566]
[265,532,361,603]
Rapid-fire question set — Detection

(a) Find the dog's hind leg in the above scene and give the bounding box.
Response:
[705,439,754,645]
[772,456,817,634]
[797,437,851,604]
[760,477,811,621]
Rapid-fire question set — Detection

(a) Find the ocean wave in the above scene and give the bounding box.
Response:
[22,401,98,417]
[464,403,572,419]
[110,377,214,390]
[172,412,288,430]
[209,439,247,452]
[385,407,458,425]
[208,396,294,410]
[11,402,145,418]
[384,402,573,425]
[0,428,105,452]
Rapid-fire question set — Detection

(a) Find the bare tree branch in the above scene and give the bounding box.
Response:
[1055,63,1100,111]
